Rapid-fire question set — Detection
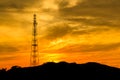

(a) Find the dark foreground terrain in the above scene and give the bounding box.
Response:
[0,62,120,80]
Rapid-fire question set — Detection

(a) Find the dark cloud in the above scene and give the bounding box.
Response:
[0,0,41,27]
[0,13,18,26]
[71,27,110,35]
[59,0,120,27]
[81,43,120,52]
[66,17,119,27]
[60,0,120,17]
[56,43,120,53]
[0,56,16,61]
[43,23,73,40]
[55,0,69,8]
[0,0,38,11]
[0,44,18,54]
[42,22,111,40]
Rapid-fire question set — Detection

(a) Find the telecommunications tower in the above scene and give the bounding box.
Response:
[31,14,39,66]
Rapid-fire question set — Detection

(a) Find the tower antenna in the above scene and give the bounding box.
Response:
[31,14,39,66]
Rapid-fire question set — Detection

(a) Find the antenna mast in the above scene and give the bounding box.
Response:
[31,14,39,66]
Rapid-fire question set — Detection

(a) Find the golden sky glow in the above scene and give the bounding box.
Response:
[0,0,120,69]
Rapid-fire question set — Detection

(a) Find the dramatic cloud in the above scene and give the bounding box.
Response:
[60,0,120,17]
[0,43,18,54]
[59,0,120,27]
[43,23,73,40]
[55,43,120,53]
[35,0,120,42]
[42,22,112,40]
[0,0,38,11]
[0,56,16,61]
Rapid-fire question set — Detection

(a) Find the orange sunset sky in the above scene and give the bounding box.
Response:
[0,0,120,69]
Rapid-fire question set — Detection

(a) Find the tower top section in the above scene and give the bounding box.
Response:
[33,14,37,25]
[34,14,36,19]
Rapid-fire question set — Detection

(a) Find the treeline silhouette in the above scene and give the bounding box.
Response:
[0,62,120,80]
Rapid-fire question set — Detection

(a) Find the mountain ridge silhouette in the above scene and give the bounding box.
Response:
[0,62,120,80]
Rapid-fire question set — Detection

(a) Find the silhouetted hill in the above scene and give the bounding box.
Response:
[0,62,120,80]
